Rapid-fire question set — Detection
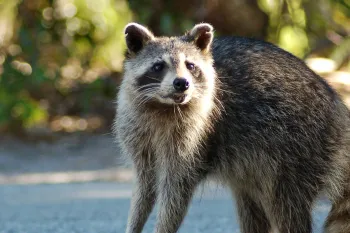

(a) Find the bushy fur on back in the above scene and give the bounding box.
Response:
[114,22,350,233]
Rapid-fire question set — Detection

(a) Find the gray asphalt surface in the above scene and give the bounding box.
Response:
[0,182,331,233]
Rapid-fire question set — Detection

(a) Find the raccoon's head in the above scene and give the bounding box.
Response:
[121,22,216,109]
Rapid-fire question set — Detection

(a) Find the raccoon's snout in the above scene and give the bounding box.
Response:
[173,78,190,92]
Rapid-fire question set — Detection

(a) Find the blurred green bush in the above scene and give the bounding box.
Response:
[0,0,349,135]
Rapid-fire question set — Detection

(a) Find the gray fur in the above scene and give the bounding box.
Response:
[114,22,350,233]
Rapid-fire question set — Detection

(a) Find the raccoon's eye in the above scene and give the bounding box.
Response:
[151,62,164,72]
[186,62,195,71]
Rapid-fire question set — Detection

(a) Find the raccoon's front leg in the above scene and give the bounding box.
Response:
[154,166,204,233]
[235,191,271,233]
[126,160,157,233]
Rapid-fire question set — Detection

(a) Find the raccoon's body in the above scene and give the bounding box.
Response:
[114,23,350,233]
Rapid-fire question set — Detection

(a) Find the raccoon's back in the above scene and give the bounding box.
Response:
[211,36,349,160]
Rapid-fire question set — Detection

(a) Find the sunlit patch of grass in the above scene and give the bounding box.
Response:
[50,115,104,132]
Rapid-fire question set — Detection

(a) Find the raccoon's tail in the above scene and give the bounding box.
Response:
[324,182,350,233]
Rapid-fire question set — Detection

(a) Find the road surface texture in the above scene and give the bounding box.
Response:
[0,182,331,233]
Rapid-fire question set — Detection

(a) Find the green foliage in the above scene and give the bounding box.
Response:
[0,0,131,132]
[0,56,48,129]
[258,0,350,59]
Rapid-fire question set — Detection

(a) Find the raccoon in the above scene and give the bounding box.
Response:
[114,22,350,233]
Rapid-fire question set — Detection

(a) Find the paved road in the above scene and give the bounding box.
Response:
[0,182,331,233]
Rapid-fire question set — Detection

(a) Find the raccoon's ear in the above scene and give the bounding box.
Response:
[124,23,154,54]
[188,23,214,53]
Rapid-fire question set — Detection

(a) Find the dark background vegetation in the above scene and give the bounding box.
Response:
[0,0,349,139]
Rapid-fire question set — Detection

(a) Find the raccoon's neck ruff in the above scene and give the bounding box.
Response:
[132,86,219,159]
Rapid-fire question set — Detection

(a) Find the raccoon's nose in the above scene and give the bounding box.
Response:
[173,78,190,92]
